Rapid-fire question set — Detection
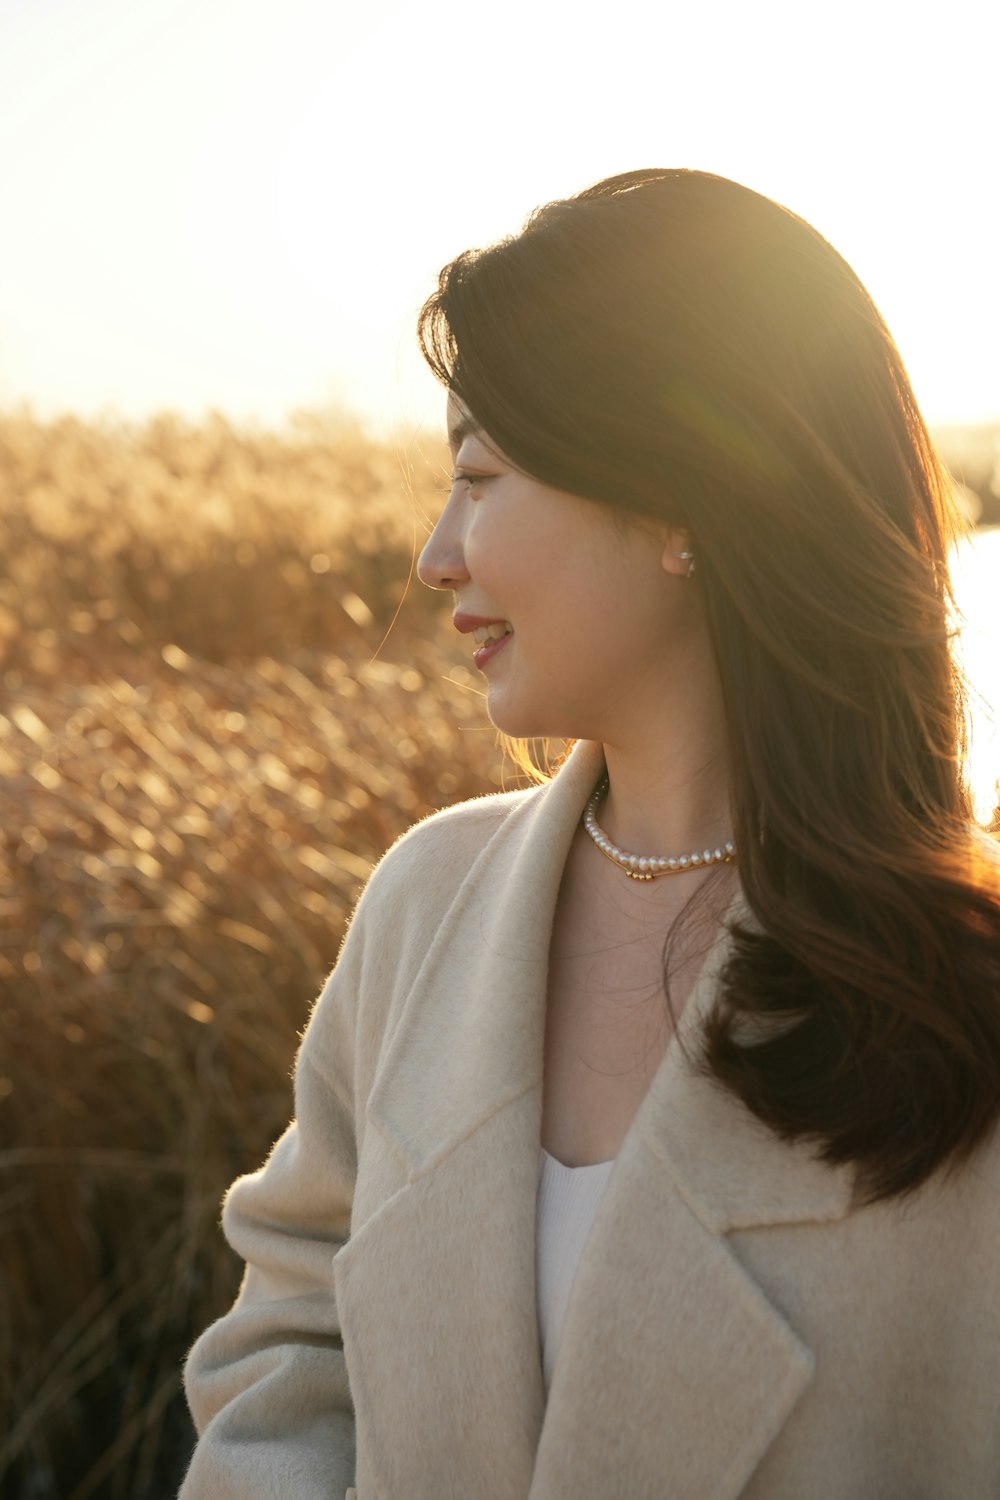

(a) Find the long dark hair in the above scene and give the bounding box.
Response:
[416,167,1000,1206]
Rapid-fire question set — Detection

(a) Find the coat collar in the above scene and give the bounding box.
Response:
[339,740,856,1500]
[368,737,854,1235]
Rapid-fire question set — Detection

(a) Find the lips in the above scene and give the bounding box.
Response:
[453,612,512,636]
[472,630,513,670]
[452,612,514,666]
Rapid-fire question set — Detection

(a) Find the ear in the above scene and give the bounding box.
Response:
[660,527,694,578]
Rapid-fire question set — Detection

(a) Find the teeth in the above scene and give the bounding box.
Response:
[473,623,512,644]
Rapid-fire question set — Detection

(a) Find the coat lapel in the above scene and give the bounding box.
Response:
[362,744,597,1179]
[333,742,605,1498]
[334,739,857,1500]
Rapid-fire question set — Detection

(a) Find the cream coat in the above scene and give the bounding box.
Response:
[180,738,1000,1500]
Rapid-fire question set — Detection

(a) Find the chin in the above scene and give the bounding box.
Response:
[485,703,545,740]
[485,696,582,745]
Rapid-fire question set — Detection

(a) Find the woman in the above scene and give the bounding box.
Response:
[180,169,1000,1499]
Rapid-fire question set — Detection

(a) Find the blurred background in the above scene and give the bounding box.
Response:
[1,0,998,1494]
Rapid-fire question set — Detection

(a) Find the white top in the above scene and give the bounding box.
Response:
[536,1146,616,1395]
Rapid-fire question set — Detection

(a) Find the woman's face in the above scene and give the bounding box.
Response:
[417,394,708,745]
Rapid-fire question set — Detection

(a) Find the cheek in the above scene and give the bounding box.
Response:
[464,516,540,599]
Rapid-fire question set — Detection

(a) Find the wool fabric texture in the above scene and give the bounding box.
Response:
[180,738,1000,1500]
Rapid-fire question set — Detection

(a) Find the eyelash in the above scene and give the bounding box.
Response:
[441,470,490,496]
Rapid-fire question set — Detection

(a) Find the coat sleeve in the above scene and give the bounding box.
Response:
[178,895,367,1500]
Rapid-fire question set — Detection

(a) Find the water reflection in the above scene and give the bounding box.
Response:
[952,527,1000,825]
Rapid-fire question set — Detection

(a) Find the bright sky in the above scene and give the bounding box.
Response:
[1,0,997,440]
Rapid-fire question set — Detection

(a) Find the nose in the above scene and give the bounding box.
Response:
[417,495,470,592]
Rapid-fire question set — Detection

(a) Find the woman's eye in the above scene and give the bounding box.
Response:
[441,470,491,496]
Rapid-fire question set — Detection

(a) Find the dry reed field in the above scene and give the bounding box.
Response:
[0,409,995,1497]
[0,408,525,1499]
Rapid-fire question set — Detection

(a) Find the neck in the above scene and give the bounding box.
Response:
[593,642,732,859]
[596,740,732,862]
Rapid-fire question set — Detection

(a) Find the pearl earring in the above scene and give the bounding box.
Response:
[678,549,696,578]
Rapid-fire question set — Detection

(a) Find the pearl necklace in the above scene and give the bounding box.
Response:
[583,775,736,881]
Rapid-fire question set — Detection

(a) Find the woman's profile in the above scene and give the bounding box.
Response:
[178,168,1000,1499]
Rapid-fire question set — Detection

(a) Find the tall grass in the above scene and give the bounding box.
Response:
[0,408,516,1498]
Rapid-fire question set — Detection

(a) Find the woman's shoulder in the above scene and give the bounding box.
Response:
[306,781,547,1052]
[358,779,541,910]
[337,737,606,944]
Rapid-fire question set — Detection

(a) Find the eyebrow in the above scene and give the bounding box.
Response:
[447,415,485,452]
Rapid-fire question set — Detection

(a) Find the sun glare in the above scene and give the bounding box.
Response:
[952,529,1000,824]
[0,0,996,436]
